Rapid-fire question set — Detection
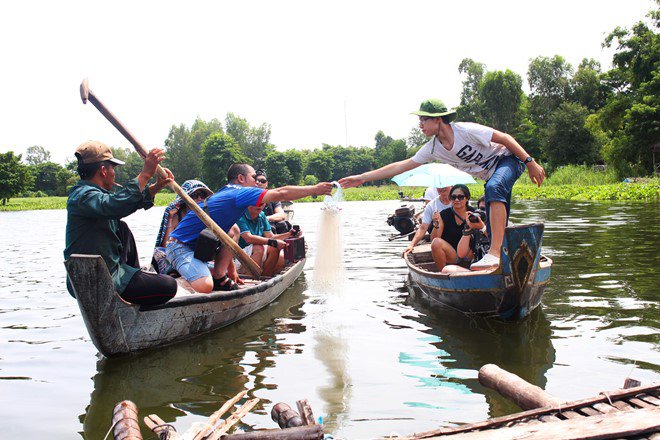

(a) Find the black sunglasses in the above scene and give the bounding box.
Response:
[450,194,466,200]
[191,191,207,199]
[256,178,268,184]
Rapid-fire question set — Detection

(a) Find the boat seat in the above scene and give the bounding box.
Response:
[410,243,433,264]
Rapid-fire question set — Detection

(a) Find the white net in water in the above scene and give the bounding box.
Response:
[313,182,344,291]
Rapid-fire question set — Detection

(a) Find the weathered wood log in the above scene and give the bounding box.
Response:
[221,424,324,440]
[478,364,562,410]
[271,403,304,428]
[112,400,142,440]
[296,399,317,426]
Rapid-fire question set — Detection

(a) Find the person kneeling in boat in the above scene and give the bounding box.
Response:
[166,163,332,293]
[234,204,300,277]
[443,196,492,273]
[64,140,178,306]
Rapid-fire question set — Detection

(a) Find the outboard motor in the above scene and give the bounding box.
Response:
[387,205,417,238]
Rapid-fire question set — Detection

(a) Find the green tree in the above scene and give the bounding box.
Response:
[31,162,75,196]
[527,55,573,124]
[571,59,612,111]
[225,113,271,169]
[163,117,224,182]
[406,127,427,150]
[25,145,51,165]
[264,150,292,187]
[0,152,33,204]
[457,58,486,122]
[201,133,247,190]
[545,102,601,168]
[374,130,394,167]
[598,5,660,176]
[305,150,334,182]
[110,147,145,187]
[479,69,524,132]
[284,149,304,184]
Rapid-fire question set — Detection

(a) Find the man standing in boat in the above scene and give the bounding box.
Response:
[166,163,332,293]
[64,140,178,305]
[339,98,546,270]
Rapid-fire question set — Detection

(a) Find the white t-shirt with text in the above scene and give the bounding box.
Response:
[411,122,510,181]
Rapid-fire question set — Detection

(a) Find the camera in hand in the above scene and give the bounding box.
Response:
[291,224,301,236]
[468,209,487,223]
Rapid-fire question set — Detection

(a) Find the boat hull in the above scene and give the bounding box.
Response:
[65,254,305,357]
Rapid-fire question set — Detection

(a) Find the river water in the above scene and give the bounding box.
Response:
[0,200,658,439]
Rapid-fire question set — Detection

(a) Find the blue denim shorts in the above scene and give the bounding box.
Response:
[165,241,211,282]
[484,155,524,211]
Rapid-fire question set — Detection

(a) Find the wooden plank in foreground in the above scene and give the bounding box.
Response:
[422,406,660,439]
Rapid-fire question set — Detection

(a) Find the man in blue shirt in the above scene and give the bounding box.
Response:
[166,163,332,293]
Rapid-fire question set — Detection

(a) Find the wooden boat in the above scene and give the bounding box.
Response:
[65,254,305,357]
[405,223,552,321]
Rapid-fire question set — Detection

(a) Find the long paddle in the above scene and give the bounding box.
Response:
[79,79,262,277]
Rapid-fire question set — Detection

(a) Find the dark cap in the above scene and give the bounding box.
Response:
[255,169,267,178]
[75,140,125,165]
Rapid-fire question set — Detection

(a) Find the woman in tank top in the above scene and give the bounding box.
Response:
[429,184,474,272]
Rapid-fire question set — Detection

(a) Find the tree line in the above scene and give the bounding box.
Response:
[1,3,657,204]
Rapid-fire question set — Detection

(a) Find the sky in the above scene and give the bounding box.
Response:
[0,0,654,165]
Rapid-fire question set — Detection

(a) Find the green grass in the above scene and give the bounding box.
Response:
[2,168,658,211]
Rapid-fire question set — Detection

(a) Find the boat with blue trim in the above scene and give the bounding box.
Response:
[405,223,552,321]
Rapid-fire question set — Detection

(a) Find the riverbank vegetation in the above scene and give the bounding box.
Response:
[2,168,657,211]
[1,4,657,207]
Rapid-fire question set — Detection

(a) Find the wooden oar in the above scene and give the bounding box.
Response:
[79,79,262,277]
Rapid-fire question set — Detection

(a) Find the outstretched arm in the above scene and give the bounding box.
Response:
[339,158,420,188]
[261,182,333,204]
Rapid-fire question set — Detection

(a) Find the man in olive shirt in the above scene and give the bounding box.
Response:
[64,140,177,305]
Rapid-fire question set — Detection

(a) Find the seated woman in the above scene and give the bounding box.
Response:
[152,180,214,275]
[443,196,492,273]
[429,184,474,272]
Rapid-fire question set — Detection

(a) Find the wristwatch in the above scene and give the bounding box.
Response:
[523,156,534,165]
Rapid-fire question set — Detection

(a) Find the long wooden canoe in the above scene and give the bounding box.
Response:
[405,223,552,321]
[65,254,305,357]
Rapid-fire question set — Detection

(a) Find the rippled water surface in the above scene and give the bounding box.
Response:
[0,200,658,439]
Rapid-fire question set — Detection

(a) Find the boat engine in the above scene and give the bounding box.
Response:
[387,205,417,237]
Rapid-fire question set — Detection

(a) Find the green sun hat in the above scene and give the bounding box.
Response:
[411,99,457,120]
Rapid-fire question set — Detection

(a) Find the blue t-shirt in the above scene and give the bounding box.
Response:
[170,184,266,246]
[236,211,272,248]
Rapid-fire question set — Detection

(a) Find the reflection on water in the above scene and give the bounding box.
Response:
[0,200,658,439]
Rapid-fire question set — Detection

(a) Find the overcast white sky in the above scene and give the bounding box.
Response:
[0,0,653,165]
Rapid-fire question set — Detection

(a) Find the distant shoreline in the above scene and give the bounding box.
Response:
[1,182,658,211]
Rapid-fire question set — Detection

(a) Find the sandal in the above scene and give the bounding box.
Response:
[212,275,239,291]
